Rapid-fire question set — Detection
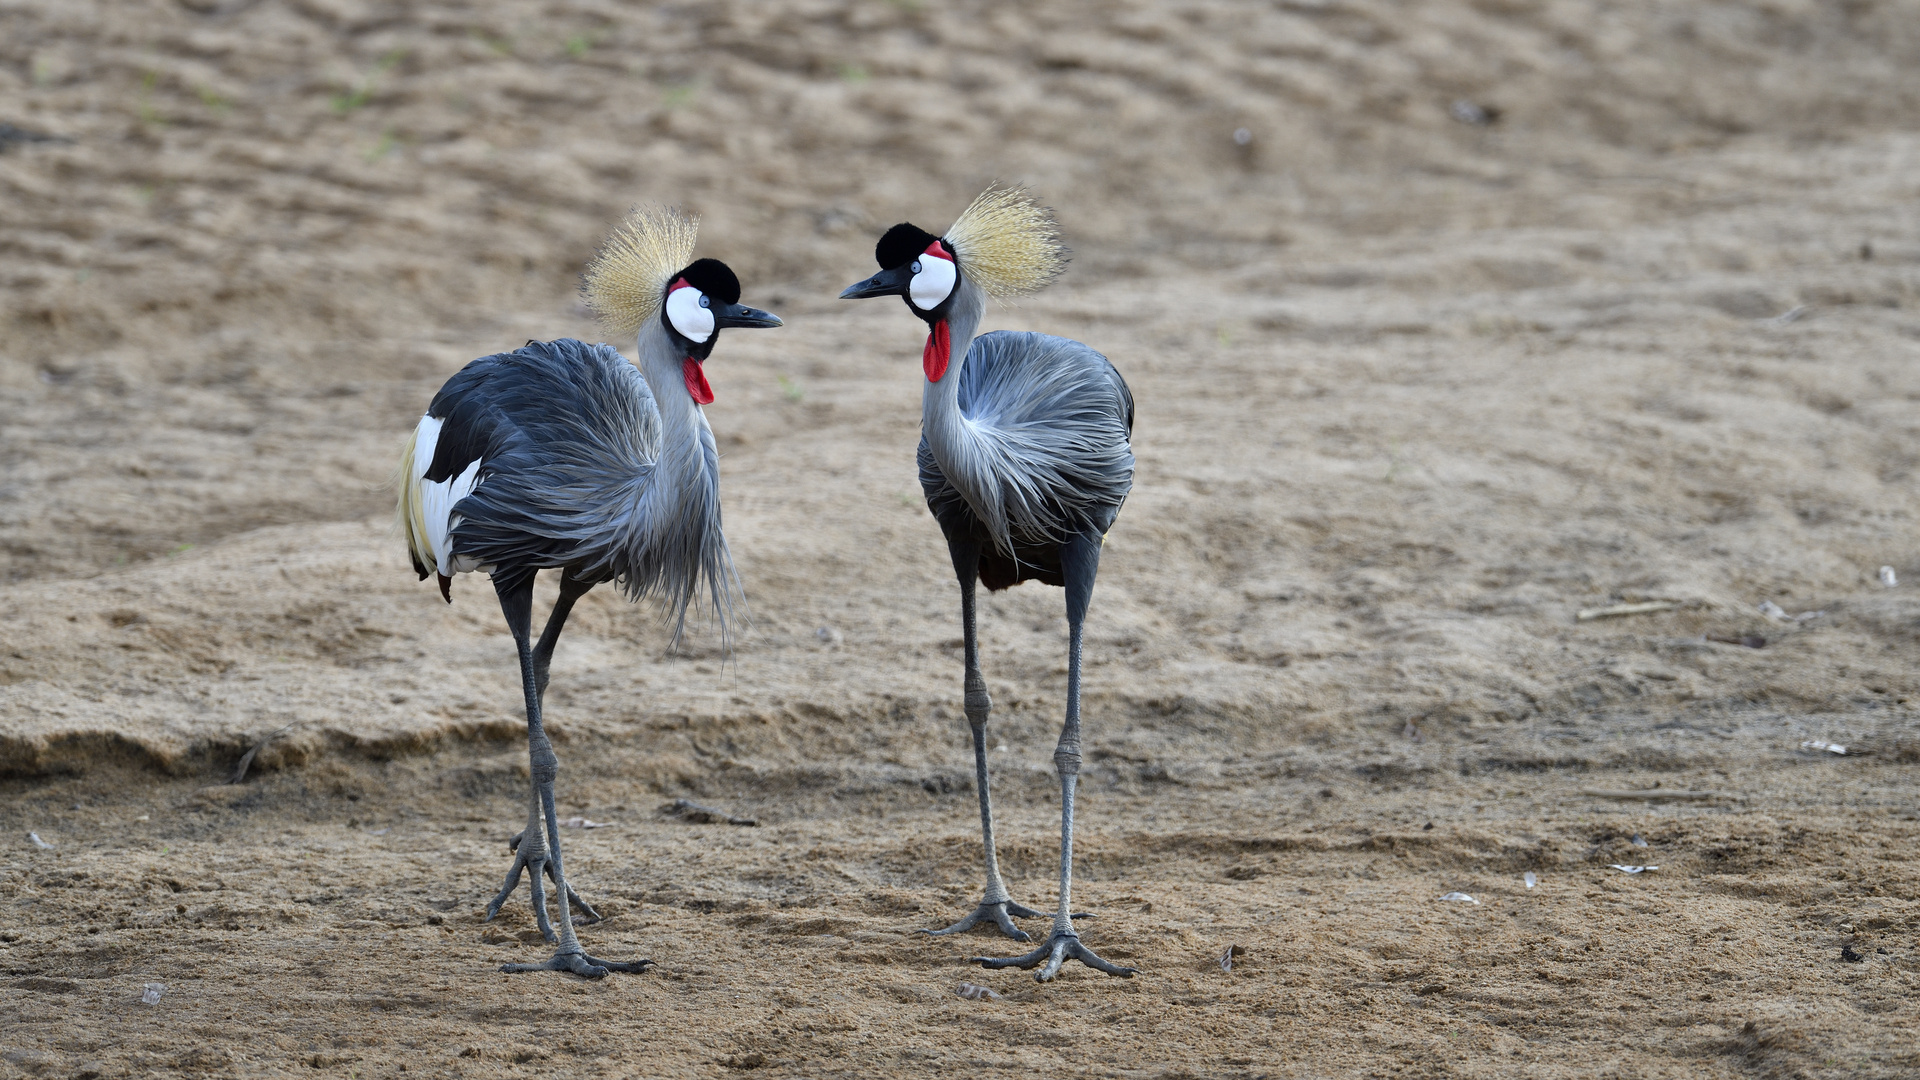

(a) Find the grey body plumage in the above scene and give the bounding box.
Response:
[421,331,738,645]
[917,280,1134,587]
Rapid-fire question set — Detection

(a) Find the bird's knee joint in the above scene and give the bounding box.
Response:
[964,688,992,724]
[1052,747,1082,775]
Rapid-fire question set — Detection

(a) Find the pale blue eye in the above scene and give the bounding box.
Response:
[699,295,710,308]
[911,261,921,274]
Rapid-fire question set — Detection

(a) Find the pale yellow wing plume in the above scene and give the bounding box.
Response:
[582,205,701,337]
[943,185,1067,299]
[395,424,430,572]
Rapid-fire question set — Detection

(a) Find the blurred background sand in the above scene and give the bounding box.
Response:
[3,2,1920,1076]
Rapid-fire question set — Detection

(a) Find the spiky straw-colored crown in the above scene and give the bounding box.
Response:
[583,205,701,337]
[943,185,1067,299]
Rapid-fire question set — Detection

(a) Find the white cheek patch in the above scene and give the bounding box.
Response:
[910,255,956,311]
[665,286,714,343]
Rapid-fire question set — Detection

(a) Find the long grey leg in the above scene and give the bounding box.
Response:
[493,571,601,927]
[922,536,1083,941]
[486,570,650,978]
[532,571,593,703]
[974,532,1134,981]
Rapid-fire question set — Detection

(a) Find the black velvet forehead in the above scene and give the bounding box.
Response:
[875,223,942,270]
[672,258,741,305]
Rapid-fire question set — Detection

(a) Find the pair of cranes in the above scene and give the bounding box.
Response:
[397,188,1136,982]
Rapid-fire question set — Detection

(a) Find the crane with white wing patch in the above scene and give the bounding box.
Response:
[396,206,781,979]
[841,187,1137,982]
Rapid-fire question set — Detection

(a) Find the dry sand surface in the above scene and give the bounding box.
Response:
[5,1,1920,1076]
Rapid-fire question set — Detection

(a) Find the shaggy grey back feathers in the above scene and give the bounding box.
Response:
[429,338,738,644]
[920,330,1134,553]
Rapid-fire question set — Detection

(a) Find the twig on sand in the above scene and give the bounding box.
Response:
[661,798,757,826]
[1576,601,1680,622]
[229,722,300,784]
[1580,788,1732,802]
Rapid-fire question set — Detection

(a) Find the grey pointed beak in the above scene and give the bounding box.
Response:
[839,264,913,300]
[714,302,782,329]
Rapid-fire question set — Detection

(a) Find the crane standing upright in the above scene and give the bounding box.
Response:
[841,188,1136,981]
[398,207,781,978]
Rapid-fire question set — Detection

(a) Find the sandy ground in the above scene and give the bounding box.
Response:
[5,1,1920,1076]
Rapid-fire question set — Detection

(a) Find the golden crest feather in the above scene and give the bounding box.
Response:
[582,205,701,337]
[942,185,1067,299]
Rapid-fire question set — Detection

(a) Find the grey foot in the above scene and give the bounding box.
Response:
[974,930,1137,982]
[922,899,1090,942]
[486,834,602,943]
[501,948,653,980]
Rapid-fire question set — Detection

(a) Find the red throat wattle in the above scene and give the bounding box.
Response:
[682,357,714,405]
[923,319,951,382]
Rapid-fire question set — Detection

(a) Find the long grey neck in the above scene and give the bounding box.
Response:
[922,278,1011,548]
[614,317,737,646]
[635,319,716,525]
[921,277,985,429]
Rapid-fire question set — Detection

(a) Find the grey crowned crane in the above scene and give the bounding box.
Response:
[841,188,1136,981]
[397,207,780,977]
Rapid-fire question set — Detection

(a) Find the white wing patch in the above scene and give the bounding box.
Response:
[402,414,483,578]
[427,459,483,575]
